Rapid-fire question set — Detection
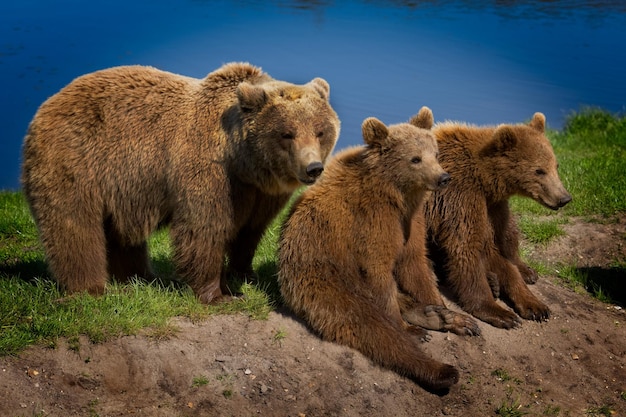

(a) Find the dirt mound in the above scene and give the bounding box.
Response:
[1,217,625,417]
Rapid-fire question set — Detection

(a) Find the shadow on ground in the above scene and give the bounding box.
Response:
[579,266,626,307]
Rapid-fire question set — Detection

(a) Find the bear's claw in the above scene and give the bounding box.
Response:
[403,304,481,336]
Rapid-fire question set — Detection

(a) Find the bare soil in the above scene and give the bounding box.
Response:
[1,216,625,417]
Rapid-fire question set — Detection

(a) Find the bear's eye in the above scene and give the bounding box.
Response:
[316,131,324,139]
[281,132,295,140]
[535,168,546,176]
[411,157,422,164]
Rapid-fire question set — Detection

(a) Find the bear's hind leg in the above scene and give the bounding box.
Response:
[41,215,109,296]
[329,300,459,392]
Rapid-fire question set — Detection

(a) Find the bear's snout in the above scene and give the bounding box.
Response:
[438,172,451,188]
[306,161,324,179]
[557,193,572,208]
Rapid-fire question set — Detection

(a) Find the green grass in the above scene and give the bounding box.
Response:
[495,396,529,417]
[0,192,281,355]
[1,108,624,356]
[517,216,566,245]
[192,375,210,388]
[585,404,616,417]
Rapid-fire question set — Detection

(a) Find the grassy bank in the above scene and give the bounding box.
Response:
[1,108,624,355]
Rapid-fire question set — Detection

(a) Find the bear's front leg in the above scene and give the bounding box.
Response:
[489,255,550,321]
[492,202,539,284]
[446,252,522,329]
[170,224,230,304]
[227,225,265,283]
[394,217,447,307]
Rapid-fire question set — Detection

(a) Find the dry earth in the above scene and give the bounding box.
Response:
[1,216,625,417]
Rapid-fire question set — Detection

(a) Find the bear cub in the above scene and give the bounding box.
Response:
[22,63,340,303]
[278,107,477,391]
[423,113,571,328]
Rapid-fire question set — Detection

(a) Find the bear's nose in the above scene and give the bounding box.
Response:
[558,193,572,207]
[438,172,451,188]
[306,162,324,178]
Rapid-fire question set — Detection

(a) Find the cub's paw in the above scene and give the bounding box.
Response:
[517,263,539,284]
[471,303,522,329]
[428,364,460,392]
[404,305,481,336]
[406,324,432,342]
[514,299,550,321]
[438,307,481,336]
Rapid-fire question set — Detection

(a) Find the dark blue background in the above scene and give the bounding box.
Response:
[2,0,625,190]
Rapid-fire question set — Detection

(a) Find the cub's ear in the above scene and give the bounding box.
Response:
[237,82,268,112]
[362,117,389,148]
[480,125,518,157]
[309,78,330,100]
[529,112,546,132]
[409,106,434,130]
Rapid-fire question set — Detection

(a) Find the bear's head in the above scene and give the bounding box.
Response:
[362,106,450,194]
[235,78,340,193]
[480,112,572,210]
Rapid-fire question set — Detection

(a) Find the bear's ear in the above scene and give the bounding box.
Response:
[237,82,268,112]
[529,112,546,132]
[362,117,389,147]
[481,126,518,157]
[309,78,330,100]
[409,106,434,130]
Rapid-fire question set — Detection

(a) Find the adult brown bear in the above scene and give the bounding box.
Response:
[22,63,340,303]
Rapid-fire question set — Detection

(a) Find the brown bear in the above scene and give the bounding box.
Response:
[278,107,478,391]
[21,63,340,303]
[423,112,571,328]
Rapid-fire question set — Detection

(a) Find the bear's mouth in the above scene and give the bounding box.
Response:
[541,201,560,211]
[299,177,318,185]
[538,198,568,211]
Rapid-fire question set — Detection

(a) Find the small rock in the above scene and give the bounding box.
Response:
[260,383,269,394]
[571,353,580,360]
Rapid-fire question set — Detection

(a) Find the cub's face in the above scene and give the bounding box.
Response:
[487,113,571,210]
[361,107,449,195]
[513,129,571,210]
[384,124,449,193]
[237,79,340,193]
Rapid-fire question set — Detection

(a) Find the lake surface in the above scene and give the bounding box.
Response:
[2,0,625,190]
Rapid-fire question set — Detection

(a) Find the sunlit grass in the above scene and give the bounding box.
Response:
[0,191,282,355]
[517,215,566,245]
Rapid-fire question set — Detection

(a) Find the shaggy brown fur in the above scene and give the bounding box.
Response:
[424,113,571,328]
[21,63,339,303]
[278,107,474,391]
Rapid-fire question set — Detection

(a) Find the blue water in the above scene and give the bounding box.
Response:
[2,0,625,190]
